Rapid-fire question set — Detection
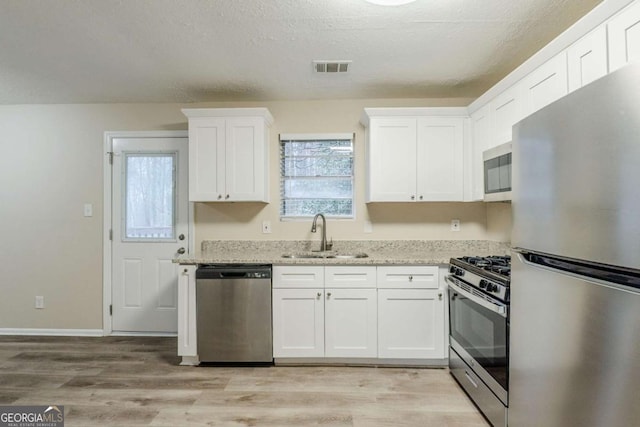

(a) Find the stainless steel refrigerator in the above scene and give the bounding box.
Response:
[510,63,640,427]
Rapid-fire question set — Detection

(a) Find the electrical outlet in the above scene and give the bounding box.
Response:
[35,296,44,309]
[83,203,93,217]
[451,219,461,232]
[262,220,272,234]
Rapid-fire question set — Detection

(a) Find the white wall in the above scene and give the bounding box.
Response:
[0,98,510,331]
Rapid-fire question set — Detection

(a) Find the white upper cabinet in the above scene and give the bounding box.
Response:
[470,104,491,201]
[521,53,569,117]
[362,108,468,203]
[608,1,640,71]
[490,84,523,146]
[416,117,465,201]
[182,108,273,202]
[567,25,609,92]
[367,116,418,202]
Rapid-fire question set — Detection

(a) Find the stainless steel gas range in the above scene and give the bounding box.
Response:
[446,256,510,427]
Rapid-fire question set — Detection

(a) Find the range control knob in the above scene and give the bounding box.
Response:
[479,280,487,289]
[486,283,497,293]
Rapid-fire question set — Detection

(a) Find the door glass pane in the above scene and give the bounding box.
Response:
[124,153,176,240]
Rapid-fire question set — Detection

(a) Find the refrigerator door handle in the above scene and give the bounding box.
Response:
[445,276,508,318]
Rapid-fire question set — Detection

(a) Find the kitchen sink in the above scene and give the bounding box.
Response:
[281,252,368,259]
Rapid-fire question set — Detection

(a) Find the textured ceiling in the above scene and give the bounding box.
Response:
[0,0,602,104]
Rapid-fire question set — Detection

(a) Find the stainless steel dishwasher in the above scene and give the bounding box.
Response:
[196,264,272,363]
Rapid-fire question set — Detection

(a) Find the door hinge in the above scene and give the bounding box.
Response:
[108,152,114,165]
[109,229,113,241]
[109,304,113,316]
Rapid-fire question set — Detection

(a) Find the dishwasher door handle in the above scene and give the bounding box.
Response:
[219,272,248,278]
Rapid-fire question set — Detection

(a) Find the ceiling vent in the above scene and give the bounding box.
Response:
[313,60,351,73]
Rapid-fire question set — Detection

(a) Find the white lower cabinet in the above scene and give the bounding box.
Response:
[272,288,325,358]
[377,265,445,360]
[324,288,377,358]
[378,289,445,359]
[177,265,198,363]
[273,266,377,359]
[273,265,445,362]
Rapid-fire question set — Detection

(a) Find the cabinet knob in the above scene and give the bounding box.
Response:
[438,292,443,300]
[183,268,188,274]
[409,275,413,282]
[410,195,415,200]
[327,292,332,299]
[217,194,222,200]
[225,194,230,199]
[419,195,423,200]
[317,292,321,299]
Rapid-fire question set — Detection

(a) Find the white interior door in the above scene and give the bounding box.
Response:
[111,136,189,333]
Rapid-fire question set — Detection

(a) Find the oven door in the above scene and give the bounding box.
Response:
[446,276,509,404]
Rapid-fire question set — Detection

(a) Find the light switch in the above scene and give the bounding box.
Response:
[84,203,93,217]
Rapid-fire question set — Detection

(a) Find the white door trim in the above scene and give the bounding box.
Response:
[103,130,192,336]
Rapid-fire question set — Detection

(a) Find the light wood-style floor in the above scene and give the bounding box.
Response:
[0,336,489,426]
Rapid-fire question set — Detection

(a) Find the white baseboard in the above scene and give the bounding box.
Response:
[0,328,104,337]
[110,331,177,337]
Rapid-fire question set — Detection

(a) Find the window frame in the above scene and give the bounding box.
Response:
[279,133,355,221]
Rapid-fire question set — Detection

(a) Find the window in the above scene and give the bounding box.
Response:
[123,153,176,240]
[280,133,354,219]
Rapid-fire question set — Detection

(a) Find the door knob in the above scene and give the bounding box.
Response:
[177,247,186,254]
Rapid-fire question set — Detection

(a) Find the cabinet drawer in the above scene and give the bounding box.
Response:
[273,266,324,288]
[377,266,439,289]
[324,266,377,288]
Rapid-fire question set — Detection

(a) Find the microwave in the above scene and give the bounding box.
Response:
[483,142,512,202]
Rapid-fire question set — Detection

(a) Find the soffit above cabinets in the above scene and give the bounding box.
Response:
[0,0,602,104]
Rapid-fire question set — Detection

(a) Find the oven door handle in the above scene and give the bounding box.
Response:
[445,276,507,318]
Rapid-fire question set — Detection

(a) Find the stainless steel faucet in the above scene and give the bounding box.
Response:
[311,213,331,252]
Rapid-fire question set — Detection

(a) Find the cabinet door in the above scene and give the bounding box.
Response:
[225,117,268,202]
[188,117,226,201]
[378,289,445,359]
[608,1,640,72]
[324,288,377,358]
[491,85,523,146]
[521,53,568,117]
[177,265,197,359]
[416,117,464,201]
[367,117,417,202]
[273,288,324,358]
[470,105,491,201]
[567,25,608,93]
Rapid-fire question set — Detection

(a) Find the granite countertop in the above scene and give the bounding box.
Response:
[174,240,511,266]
